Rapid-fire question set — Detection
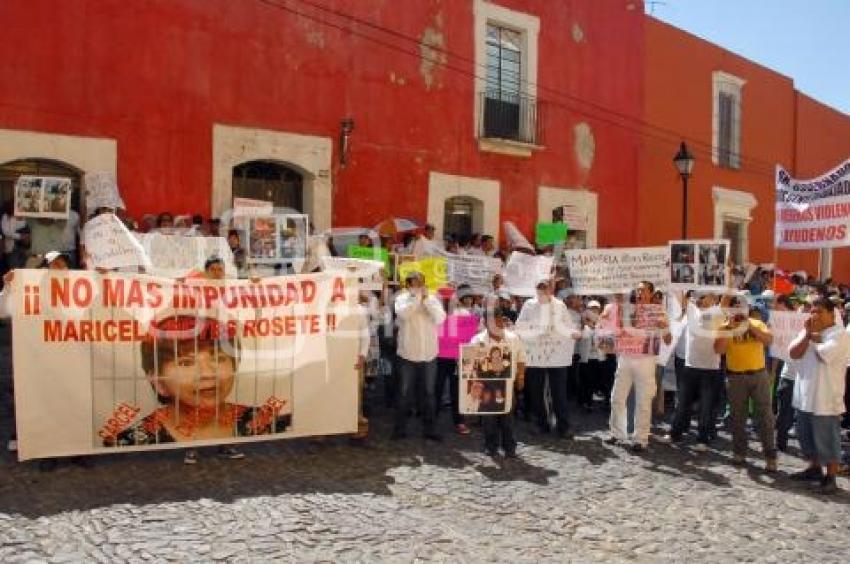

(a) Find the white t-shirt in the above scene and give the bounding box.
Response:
[792,324,850,415]
[394,290,447,362]
[516,298,577,368]
[684,303,722,370]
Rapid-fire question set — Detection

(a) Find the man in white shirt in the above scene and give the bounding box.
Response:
[606,281,673,452]
[788,297,850,494]
[411,224,442,259]
[393,271,447,440]
[663,293,723,450]
[516,280,581,439]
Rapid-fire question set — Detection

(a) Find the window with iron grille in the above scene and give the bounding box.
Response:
[713,73,743,170]
[483,23,526,141]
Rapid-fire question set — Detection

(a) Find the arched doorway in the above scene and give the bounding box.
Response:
[443,196,484,241]
[231,160,303,212]
[0,158,83,215]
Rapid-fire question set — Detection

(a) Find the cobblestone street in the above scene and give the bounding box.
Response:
[1,324,849,564]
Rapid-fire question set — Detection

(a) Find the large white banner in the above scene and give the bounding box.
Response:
[775,160,850,249]
[563,247,669,295]
[11,270,361,460]
[768,310,808,363]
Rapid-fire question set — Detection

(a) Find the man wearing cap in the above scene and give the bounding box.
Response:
[788,297,850,493]
[393,271,447,440]
[715,296,777,471]
[516,279,581,439]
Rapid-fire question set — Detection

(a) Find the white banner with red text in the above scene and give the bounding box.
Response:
[11,270,361,461]
[775,160,850,249]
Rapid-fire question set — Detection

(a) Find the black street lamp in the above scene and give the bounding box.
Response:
[673,141,695,239]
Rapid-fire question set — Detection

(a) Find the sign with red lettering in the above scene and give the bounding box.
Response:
[11,270,361,461]
[776,160,850,249]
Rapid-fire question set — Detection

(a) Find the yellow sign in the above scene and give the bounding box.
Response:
[397,257,447,291]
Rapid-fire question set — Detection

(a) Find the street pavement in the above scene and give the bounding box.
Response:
[1,325,849,562]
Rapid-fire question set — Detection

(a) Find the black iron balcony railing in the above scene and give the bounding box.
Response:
[478,91,542,145]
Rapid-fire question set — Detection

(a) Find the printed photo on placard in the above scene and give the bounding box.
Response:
[248,217,279,260]
[461,380,510,414]
[94,314,294,448]
[459,343,514,415]
[669,240,730,290]
[14,175,72,219]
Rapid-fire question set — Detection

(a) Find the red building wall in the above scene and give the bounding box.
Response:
[642,17,850,279]
[0,0,646,245]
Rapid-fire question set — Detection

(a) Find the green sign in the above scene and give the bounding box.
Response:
[347,245,390,271]
[535,223,569,245]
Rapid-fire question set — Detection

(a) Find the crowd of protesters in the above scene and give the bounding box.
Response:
[1,206,849,495]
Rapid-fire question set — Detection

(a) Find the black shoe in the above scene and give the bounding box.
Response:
[485,447,499,458]
[629,443,647,453]
[504,450,519,459]
[391,429,408,441]
[604,436,620,446]
[817,475,838,494]
[790,467,824,482]
[557,430,575,441]
[423,432,442,442]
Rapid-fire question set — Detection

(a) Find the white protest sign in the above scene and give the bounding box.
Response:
[503,252,553,297]
[669,240,730,291]
[83,213,150,270]
[443,253,503,294]
[769,310,808,363]
[136,233,237,278]
[563,247,669,295]
[775,160,850,249]
[321,257,384,291]
[84,171,125,211]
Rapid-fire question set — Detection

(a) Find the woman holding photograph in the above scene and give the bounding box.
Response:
[106,315,291,463]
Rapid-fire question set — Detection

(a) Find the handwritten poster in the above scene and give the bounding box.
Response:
[563,247,669,295]
[444,253,503,295]
[768,310,808,363]
[503,252,553,297]
[83,213,150,270]
[85,171,125,211]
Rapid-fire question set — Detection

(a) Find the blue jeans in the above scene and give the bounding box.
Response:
[394,359,437,434]
[796,410,842,465]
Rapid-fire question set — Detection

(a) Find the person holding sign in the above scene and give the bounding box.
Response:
[517,279,581,440]
[471,307,526,458]
[787,297,850,494]
[392,271,447,441]
[606,281,672,452]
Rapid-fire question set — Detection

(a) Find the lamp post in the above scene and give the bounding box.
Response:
[673,141,695,239]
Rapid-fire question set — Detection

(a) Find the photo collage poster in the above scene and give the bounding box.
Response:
[669,239,730,290]
[459,342,515,415]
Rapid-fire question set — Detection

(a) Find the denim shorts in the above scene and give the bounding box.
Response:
[796,410,842,465]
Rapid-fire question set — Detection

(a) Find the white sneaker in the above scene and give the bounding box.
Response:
[7,439,17,452]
